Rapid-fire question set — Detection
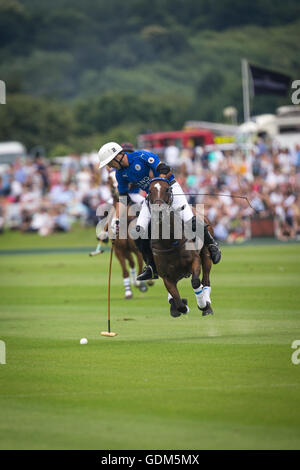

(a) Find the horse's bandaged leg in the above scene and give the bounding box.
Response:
[193,283,206,309]
[123,277,132,299]
[203,286,211,305]
[123,277,131,288]
[130,267,137,285]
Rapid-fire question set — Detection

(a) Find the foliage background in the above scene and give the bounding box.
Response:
[0,0,300,154]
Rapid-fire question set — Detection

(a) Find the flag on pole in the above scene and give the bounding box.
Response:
[248,64,292,96]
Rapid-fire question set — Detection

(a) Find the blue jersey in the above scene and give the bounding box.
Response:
[116,150,174,194]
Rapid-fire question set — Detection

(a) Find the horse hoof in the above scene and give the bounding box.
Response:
[139,282,148,293]
[169,299,181,318]
[199,302,213,316]
[125,291,133,299]
[147,280,155,287]
[181,298,189,314]
[170,310,181,318]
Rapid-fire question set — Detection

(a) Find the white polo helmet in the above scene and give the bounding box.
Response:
[98,142,123,169]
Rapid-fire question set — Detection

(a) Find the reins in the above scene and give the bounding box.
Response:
[173,192,258,211]
[151,237,187,254]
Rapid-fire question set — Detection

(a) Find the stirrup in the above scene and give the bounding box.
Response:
[148,264,158,279]
[137,265,158,281]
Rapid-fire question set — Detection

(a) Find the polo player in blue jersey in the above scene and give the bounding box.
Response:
[98,142,221,281]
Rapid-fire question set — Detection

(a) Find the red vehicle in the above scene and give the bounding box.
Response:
[137,129,214,155]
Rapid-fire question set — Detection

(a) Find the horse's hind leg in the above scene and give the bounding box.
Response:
[200,246,213,316]
[115,248,133,299]
[191,254,207,311]
[163,278,189,317]
[129,248,148,292]
[129,242,148,291]
[202,219,213,289]
[135,252,148,292]
[127,250,138,286]
[136,250,143,277]
[201,246,211,287]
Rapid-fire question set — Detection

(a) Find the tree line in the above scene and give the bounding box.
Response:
[0,0,300,155]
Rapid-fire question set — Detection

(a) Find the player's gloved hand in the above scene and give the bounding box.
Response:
[111,218,120,236]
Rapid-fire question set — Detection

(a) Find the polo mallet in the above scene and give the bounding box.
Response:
[89,242,104,257]
[101,244,117,337]
[89,236,105,256]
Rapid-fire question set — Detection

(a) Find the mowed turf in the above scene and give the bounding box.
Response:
[0,232,300,449]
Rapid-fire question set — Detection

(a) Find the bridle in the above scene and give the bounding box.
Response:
[148,177,187,252]
[148,177,173,207]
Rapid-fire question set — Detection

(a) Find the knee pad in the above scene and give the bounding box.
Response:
[135,224,151,239]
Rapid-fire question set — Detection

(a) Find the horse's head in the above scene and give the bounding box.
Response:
[148,178,173,208]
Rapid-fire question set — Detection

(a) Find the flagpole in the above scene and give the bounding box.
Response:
[242,58,250,122]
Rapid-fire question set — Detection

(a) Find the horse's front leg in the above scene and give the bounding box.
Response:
[201,218,214,310]
[163,278,189,317]
[202,218,213,289]
[200,246,213,315]
[191,254,207,311]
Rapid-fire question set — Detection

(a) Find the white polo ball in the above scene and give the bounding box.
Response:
[80,338,88,345]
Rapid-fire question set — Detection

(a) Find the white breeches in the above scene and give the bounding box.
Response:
[129,192,145,205]
[136,181,193,231]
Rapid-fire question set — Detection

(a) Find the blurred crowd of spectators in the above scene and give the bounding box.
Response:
[162,139,300,242]
[0,138,300,242]
[0,152,106,236]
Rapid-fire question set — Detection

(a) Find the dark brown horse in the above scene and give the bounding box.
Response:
[148,178,213,317]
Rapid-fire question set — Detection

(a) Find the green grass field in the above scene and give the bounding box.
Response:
[0,230,300,450]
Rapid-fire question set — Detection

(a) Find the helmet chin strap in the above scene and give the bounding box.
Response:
[115,152,126,170]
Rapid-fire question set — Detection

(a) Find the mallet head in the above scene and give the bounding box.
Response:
[89,249,104,256]
[101,331,117,337]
